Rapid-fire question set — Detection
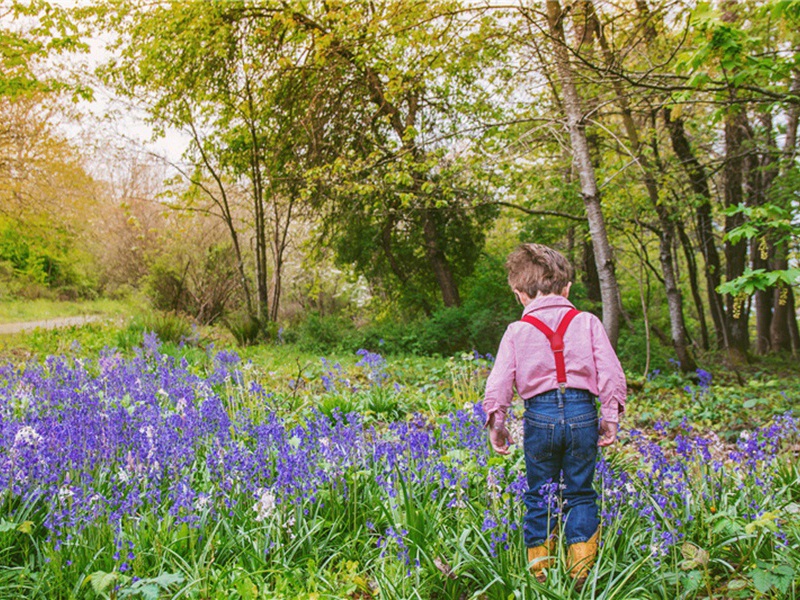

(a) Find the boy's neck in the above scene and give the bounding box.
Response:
[516,291,568,308]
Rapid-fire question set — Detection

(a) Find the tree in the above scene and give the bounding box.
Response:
[272,0,509,310]
[523,0,623,347]
[96,0,331,330]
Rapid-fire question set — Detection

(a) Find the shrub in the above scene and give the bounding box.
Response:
[287,312,359,352]
[116,311,195,349]
[145,243,240,325]
[224,313,263,347]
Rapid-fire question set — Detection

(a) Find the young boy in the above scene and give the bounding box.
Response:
[483,243,626,586]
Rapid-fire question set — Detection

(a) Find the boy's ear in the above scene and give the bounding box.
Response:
[563,282,572,298]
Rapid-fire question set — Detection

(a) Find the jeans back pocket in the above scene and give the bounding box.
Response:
[524,416,555,461]
[568,414,598,461]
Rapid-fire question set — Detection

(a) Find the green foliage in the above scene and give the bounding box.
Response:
[0,0,89,99]
[718,203,800,301]
[287,312,359,353]
[223,312,263,347]
[88,570,184,600]
[145,244,238,325]
[118,311,195,348]
[615,319,673,376]
[0,217,96,297]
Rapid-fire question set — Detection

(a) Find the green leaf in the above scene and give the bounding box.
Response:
[16,521,34,534]
[680,570,704,592]
[89,570,119,594]
[236,576,258,600]
[727,579,748,591]
[0,519,17,533]
[120,583,160,600]
[148,572,184,588]
[752,568,773,593]
[680,542,709,569]
[743,399,758,408]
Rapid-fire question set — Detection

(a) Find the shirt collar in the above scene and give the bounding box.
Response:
[521,294,575,317]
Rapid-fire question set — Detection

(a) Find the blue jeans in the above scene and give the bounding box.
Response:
[523,388,599,547]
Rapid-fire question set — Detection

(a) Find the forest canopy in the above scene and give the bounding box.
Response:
[1,0,799,369]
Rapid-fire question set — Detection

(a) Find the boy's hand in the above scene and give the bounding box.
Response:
[598,421,618,447]
[489,424,514,455]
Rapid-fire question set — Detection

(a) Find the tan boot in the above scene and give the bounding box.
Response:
[567,529,599,590]
[527,538,554,583]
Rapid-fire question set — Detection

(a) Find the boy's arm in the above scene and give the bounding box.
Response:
[589,315,627,425]
[482,326,516,431]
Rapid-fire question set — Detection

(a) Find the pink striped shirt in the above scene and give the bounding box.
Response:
[483,295,626,427]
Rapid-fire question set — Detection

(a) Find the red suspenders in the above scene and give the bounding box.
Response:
[521,308,581,393]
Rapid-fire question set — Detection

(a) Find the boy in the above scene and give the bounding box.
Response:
[483,243,626,587]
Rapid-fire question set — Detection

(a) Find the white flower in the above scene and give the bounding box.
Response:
[139,425,155,441]
[14,426,42,448]
[176,397,188,416]
[253,488,276,522]
[194,495,211,511]
[58,485,75,502]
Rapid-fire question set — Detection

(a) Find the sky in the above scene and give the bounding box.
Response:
[38,0,191,167]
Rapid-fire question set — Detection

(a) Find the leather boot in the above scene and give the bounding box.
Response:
[527,538,554,583]
[567,529,599,590]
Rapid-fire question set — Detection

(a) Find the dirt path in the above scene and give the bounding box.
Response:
[0,315,102,335]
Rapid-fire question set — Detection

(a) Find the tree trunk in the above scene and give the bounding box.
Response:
[585,0,694,369]
[770,263,792,352]
[421,209,461,307]
[786,287,800,357]
[582,238,602,306]
[268,191,296,323]
[720,2,749,361]
[544,0,621,347]
[245,82,270,328]
[677,220,709,350]
[769,68,800,353]
[723,107,750,361]
[663,111,729,351]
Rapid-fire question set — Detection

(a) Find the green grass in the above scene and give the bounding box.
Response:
[0,298,138,324]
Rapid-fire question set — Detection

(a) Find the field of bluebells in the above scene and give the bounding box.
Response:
[1,335,798,599]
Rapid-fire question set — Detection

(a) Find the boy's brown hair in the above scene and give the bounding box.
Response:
[506,243,574,298]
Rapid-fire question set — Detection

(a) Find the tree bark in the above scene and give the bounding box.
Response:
[663,108,729,350]
[719,1,750,361]
[422,209,461,307]
[786,287,800,357]
[770,274,792,352]
[723,107,750,360]
[770,69,800,352]
[586,0,695,369]
[582,238,602,306]
[544,0,621,346]
[677,220,709,350]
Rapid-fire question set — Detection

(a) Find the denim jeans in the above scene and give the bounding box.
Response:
[523,388,599,547]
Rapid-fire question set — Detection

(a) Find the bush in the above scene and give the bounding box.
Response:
[286,312,359,352]
[144,244,240,325]
[224,313,263,347]
[116,311,195,349]
[0,218,99,299]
